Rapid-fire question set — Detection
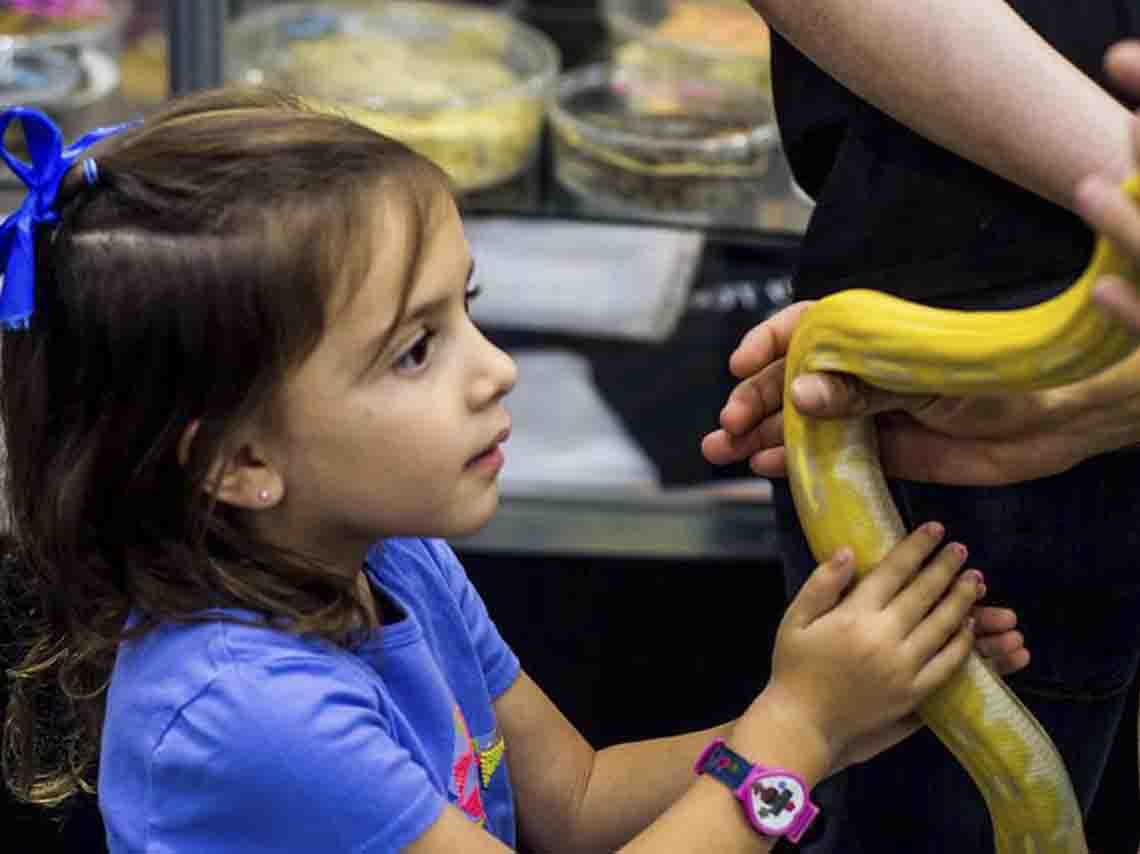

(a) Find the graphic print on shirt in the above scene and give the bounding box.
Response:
[451,705,507,825]
[451,706,486,825]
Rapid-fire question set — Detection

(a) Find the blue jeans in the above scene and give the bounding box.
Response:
[774,278,1140,852]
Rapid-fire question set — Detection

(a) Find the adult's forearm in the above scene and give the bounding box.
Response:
[753,0,1135,209]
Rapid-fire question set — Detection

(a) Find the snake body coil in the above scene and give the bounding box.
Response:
[783,176,1140,853]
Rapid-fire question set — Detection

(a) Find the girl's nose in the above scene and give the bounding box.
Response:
[468,329,517,408]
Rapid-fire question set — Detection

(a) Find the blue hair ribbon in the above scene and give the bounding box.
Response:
[0,107,141,330]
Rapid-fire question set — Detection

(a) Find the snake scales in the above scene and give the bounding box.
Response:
[783,176,1140,853]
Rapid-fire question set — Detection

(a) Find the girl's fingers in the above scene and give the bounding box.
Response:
[912,619,975,699]
[785,548,856,628]
[855,522,947,608]
[905,570,983,662]
[890,543,972,631]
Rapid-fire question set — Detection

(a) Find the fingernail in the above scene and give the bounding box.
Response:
[950,542,968,561]
[791,375,823,408]
[923,521,945,539]
[965,570,985,597]
[832,547,852,568]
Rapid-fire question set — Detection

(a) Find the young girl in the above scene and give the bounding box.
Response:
[1,89,1027,853]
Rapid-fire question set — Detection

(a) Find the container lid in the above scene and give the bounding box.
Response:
[0,45,81,107]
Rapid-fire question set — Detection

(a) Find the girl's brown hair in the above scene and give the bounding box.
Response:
[1,87,448,807]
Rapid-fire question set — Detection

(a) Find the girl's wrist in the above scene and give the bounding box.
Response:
[729,687,835,790]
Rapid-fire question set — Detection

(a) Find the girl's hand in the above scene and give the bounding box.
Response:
[829,602,1029,772]
[744,523,981,775]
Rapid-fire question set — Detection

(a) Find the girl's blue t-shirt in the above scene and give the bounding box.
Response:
[98,538,521,853]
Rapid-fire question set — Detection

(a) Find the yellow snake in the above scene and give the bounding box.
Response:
[783,176,1140,853]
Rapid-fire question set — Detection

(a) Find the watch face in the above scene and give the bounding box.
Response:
[747,773,806,833]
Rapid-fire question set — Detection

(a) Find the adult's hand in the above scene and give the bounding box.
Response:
[700,301,1138,485]
[1077,40,1140,332]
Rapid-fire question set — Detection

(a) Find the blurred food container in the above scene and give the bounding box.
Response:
[226,2,560,195]
[0,0,128,46]
[117,0,165,110]
[547,62,777,228]
[0,0,131,178]
[603,0,772,114]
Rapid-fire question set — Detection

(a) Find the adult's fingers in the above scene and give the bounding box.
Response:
[1075,173,1140,262]
[718,356,788,437]
[702,411,785,466]
[728,301,814,379]
[1094,277,1140,331]
[749,445,789,478]
[975,631,1029,677]
[1105,39,1140,94]
[789,372,937,420]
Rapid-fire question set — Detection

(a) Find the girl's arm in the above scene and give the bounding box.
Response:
[752,0,1135,208]
[483,527,996,853]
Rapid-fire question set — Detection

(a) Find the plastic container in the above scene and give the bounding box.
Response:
[547,62,778,227]
[226,2,561,194]
[602,0,771,111]
[0,0,131,52]
[0,1,131,185]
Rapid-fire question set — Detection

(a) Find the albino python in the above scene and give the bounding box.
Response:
[784,176,1140,854]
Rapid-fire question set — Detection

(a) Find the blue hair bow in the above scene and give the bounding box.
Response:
[0,107,140,330]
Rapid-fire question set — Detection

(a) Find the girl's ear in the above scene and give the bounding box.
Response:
[177,420,285,510]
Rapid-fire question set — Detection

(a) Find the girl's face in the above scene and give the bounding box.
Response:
[254,188,517,574]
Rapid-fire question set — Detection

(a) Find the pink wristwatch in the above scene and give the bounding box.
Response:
[694,738,820,844]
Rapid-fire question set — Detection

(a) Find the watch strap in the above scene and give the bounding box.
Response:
[693,738,753,789]
[694,738,820,844]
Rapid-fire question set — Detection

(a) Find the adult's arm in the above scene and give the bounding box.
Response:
[751,0,1135,209]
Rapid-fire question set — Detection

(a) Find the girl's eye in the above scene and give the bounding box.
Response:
[394,330,434,374]
[465,283,483,314]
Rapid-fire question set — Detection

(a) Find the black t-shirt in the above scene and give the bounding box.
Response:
[773,2,1140,303]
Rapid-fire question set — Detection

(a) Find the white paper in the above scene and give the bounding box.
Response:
[500,349,659,494]
[466,217,704,341]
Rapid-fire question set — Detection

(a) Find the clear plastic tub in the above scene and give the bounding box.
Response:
[0,0,131,184]
[602,0,772,111]
[0,0,131,51]
[226,2,561,194]
[547,62,778,227]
